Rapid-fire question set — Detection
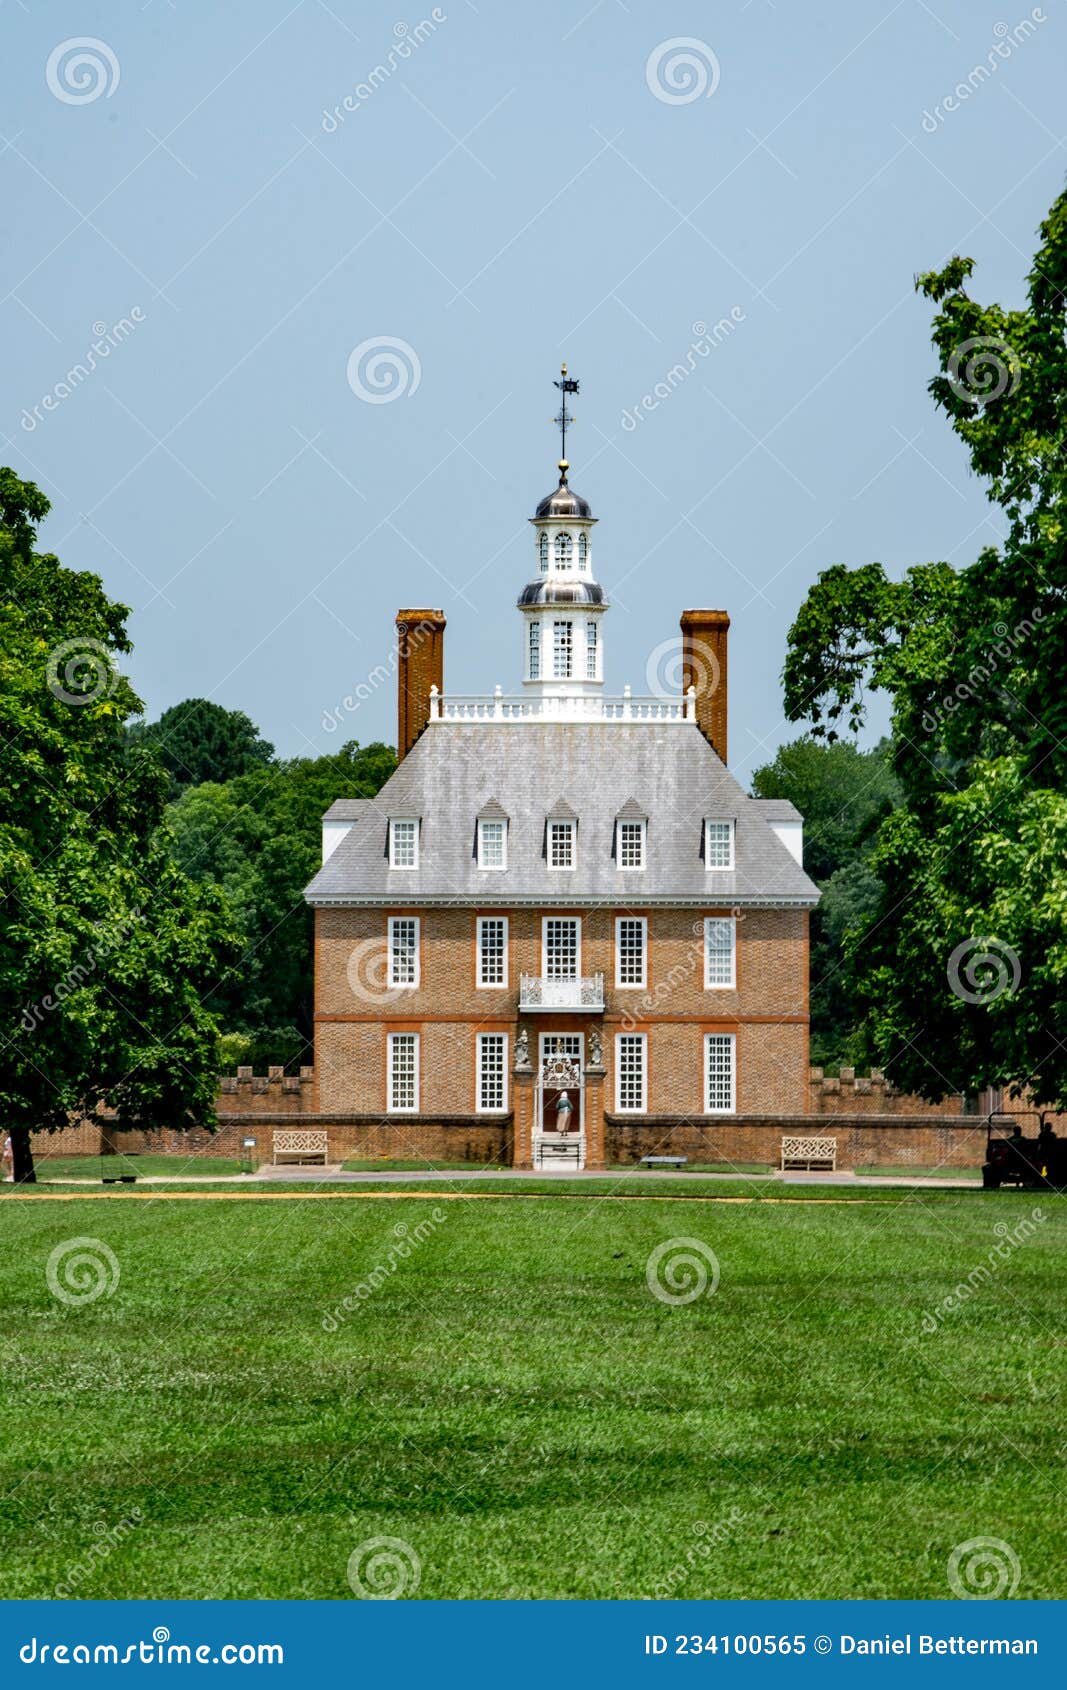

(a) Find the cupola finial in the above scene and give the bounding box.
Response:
[552,362,579,478]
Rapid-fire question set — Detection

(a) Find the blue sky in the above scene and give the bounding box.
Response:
[2,0,1062,785]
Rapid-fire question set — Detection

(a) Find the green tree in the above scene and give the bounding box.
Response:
[752,737,900,1066]
[0,470,240,1181]
[781,189,1067,1106]
[128,697,275,795]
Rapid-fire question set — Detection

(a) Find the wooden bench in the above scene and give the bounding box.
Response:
[640,1155,689,1169]
[781,1135,837,1172]
[272,1130,329,1167]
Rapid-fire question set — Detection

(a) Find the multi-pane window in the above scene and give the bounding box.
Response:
[389,818,418,869]
[618,819,645,870]
[477,1032,507,1112]
[544,917,580,979]
[538,532,549,573]
[529,622,541,680]
[585,620,598,680]
[476,916,508,988]
[616,1033,647,1113]
[554,531,573,569]
[705,1033,735,1113]
[478,819,506,870]
[388,1032,419,1113]
[616,916,647,988]
[578,532,588,568]
[553,619,573,679]
[388,916,419,988]
[704,917,736,989]
[705,819,735,870]
[548,819,575,869]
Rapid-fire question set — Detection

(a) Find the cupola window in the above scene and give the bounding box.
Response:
[538,532,549,573]
[585,620,598,680]
[529,621,541,679]
[554,531,573,570]
[553,619,573,679]
[578,532,588,569]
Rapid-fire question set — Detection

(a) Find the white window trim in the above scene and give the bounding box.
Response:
[387,915,420,989]
[617,817,646,871]
[476,1032,509,1114]
[389,817,420,870]
[547,818,576,871]
[615,915,648,989]
[476,915,509,989]
[704,916,736,991]
[615,1033,647,1114]
[704,818,735,871]
[477,818,508,871]
[387,1032,420,1114]
[704,1032,736,1115]
[542,915,582,979]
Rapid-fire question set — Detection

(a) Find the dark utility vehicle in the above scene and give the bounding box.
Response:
[982,1113,1067,1190]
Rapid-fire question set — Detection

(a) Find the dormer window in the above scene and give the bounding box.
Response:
[578,532,588,569]
[538,532,549,573]
[477,818,507,870]
[548,819,575,870]
[389,817,419,869]
[553,619,573,679]
[705,818,735,870]
[618,818,646,870]
[554,531,573,570]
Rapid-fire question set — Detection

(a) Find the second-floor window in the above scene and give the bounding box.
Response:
[704,916,736,989]
[548,819,575,869]
[388,916,419,988]
[616,916,647,988]
[476,916,508,988]
[544,916,580,979]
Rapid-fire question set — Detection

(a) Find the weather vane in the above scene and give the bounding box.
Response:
[552,362,579,472]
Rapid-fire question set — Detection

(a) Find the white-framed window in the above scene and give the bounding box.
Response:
[578,532,588,569]
[616,1033,647,1113]
[388,1032,419,1113]
[554,531,573,569]
[477,818,507,870]
[538,532,549,573]
[548,819,575,869]
[585,620,598,680]
[476,1032,508,1112]
[387,916,420,988]
[704,917,736,989]
[618,818,645,870]
[389,818,419,869]
[529,621,541,680]
[553,619,573,679]
[705,818,735,870]
[704,1032,736,1114]
[616,916,647,988]
[476,915,508,988]
[543,916,580,979]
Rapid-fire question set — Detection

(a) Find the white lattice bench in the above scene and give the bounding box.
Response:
[781,1135,837,1172]
[273,1130,329,1166]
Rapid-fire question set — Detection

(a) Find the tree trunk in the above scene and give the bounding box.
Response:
[11,1127,36,1184]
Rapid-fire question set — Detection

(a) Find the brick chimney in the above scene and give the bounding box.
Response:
[680,609,729,765]
[396,608,445,761]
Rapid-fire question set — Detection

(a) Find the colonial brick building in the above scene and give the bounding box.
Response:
[305,378,820,1168]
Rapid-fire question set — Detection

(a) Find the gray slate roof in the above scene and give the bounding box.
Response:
[305,722,819,907]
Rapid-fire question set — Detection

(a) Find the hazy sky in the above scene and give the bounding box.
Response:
[2,1,1062,786]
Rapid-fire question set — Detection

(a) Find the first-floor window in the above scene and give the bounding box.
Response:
[529,621,540,679]
[616,1033,646,1113]
[704,916,736,989]
[477,1032,507,1112]
[477,915,508,987]
[616,916,647,987]
[705,1033,735,1114]
[388,916,419,988]
[388,1032,419,1112]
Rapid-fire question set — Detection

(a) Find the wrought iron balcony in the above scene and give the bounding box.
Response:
[519,972,605,1011]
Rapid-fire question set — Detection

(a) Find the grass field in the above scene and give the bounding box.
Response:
[29,1155,246,1181]
[1,1184,1063,1600]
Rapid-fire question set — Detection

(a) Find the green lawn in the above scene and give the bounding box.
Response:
[0,1186,1063,1599]
[864,1164,981,1181]
[28,1154,246,1181]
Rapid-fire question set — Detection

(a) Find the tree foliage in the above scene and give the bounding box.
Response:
[781,189,1067,1105]
[128,697,275,796]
